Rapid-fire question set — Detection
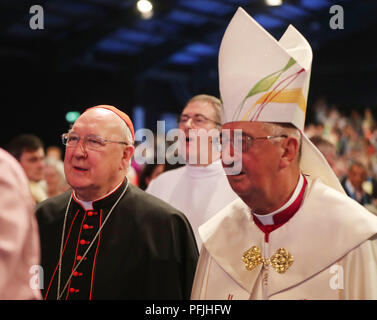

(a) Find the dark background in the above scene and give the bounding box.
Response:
[1,0,377,148]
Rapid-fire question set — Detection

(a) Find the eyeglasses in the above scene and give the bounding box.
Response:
[177,114,221,127]
[220,131,288,153]
[61,132,128,150]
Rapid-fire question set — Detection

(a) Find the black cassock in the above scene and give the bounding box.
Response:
[36,180,198,300]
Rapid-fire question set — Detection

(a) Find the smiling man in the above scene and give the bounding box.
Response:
[191,8,377,300]
[36,105,198,300]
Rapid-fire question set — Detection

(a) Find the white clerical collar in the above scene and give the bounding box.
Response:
[186,159,224,178]
[253,174,304,225]
[73,179,124,211]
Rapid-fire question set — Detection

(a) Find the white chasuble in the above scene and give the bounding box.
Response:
[191,177,377,300]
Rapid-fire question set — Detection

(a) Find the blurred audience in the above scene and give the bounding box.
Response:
[46,145,63,161]
[365,179,377,215]
[306,99,377,213]
[138,162,165,190]
[44,157,70,197]
[310,135,337,171]
[139,159,183,190]
[135,133,184,190]
[7,134,47,203]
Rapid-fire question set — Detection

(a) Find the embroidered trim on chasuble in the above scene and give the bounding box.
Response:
[242,246,294,274]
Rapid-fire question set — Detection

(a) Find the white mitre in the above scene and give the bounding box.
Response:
[219,7,344,194]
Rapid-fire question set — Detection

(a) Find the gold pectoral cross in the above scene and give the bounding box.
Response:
[242,246,294,274]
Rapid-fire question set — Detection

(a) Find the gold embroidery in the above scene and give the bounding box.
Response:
[242,246,263,271]
[270,248,294,273]
[242,246,294,274]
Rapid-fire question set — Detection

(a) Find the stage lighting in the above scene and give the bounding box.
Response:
[137,0,153,13]
[266,0,283,6]
[65,111,81,123]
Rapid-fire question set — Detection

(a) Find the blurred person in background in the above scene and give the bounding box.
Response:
[310,136,337,171]
[138,162,165,190]
[0,148,41,299]
[341,161,372,206]
[138,158,183,190]
[44,157,70,198]
[146,94,238,249]
[138,137,184,190]
[362,108,376,140]
[349,109,363,137]
[46,145,63,161]
[7,134,47,203]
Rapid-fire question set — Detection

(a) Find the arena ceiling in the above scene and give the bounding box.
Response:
[1,0,377,146]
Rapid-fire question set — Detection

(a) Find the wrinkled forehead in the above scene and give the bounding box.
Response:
[182,100,217,118]
[221,121,271,135]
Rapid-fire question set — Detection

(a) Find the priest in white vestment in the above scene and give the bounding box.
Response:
[147,95,238,249]
[191,7,377,300]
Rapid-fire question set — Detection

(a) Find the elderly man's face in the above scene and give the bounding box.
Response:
[221,121,283,200]
[178,100,220,165]
[64,109,133,201]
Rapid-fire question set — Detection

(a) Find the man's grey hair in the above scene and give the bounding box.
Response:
[45,157,67,187]
[262,122,302,162]
[120,120,134,146]
[186,94,222,126]
[118,120,134,170]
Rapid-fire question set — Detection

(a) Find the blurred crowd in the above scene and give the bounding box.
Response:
[2,98,377,214]
[5,134,70,204]
[305,98,377,214]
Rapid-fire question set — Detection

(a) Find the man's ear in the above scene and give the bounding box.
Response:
[121,145,135,170]
[279,137,299,169]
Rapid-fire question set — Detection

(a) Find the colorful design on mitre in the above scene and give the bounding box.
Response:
[233,57,307,122]
[218,7,345,194]
[219,8,312,130]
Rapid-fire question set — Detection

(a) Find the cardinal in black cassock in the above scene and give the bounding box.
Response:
[36,105,198,300]
[36,180,198,300]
